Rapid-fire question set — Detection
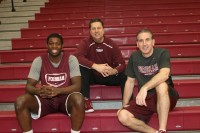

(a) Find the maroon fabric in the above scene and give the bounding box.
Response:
[40,53,71,87]
[75,36,126,74]
[38,94,69,117]
[123,86,178,123]
[38,52,72,117]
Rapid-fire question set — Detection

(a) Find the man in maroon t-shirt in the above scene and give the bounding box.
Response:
[75,18,127,113]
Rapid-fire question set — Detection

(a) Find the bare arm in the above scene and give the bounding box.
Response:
[142,68,170,91]
[122,77,135,107]
[26,78,40,95]
[136,68,170,106]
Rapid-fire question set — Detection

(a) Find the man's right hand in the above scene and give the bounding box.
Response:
[92,63,112,77]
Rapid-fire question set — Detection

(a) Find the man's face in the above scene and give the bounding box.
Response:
[136,32,155,58]
[90,22,104,43]
[47,37,62,57]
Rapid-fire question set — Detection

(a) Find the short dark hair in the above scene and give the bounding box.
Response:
[136,29,154,41]
[89,18,104,29]
[47,33,63,45]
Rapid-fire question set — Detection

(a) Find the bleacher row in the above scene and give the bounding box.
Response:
[11,33,200,49]
[0,0,200,132]
[1,44,200,63]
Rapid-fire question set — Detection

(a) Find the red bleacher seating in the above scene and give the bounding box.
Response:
[1,44,200,63]
[106,4,200,11]
[105,8,200,17]
[0,79,199,103]
[171,60,200,75]
[0,65,30,80]
[40,6,105,14]
[1,0,200,132]
[0,107,200,132]
[35,8,200,20]
[103,0,200,4]
[29,15,200,28]
[120,44,200,59]
[0,60,199,81]
[44,2,105,8]
[48,0,200,3]
[23,23,200,38]
[0,48,76,63]
[40,3,200,13]
[12,32,200,50]
[12,36,84,49]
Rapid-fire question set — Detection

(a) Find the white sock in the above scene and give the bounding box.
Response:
[23,129,33,133]
[71,129,80,133]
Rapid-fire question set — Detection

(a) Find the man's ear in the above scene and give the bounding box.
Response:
[136,41,139,48]
[152,39,155,46]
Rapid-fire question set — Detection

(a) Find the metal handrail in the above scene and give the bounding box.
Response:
[11,0,27,12]
[11,0,16,12]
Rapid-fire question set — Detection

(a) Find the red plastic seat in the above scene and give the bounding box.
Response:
[0,107,200,132]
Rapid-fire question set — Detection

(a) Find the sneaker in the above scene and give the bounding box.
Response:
[158,130,167,133]
[85,98,94,113]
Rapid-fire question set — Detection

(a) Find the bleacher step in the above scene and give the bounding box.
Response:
[0,31,21,39]
[0,11,38,18]
[0,41,11,50]
[1,106,200,132]
[0,0,48,51]
[0,16,35,24]
[0,23,28,31]
[0,2,47,7]
[1,98,200,111]
[105,131,200,133]
[1,76,200,85]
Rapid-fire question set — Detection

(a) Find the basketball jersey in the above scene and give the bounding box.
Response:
[40,53,71,88]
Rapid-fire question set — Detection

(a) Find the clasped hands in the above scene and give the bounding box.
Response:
[38,85,58,99]
[94,63,118,77]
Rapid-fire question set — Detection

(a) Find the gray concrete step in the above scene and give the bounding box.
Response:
[0,0,48,50]
[0,11,39,18]
[0,23,28,31]
[0,31,21,39]
[0,0,48,12]
[0,16,35,24]
[1,98,200,111]
[1,0,48,3]
[93,98,200,110]
[0,40,11,50]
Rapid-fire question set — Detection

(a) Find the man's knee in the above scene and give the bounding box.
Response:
[15,94,31,110]
[155,82,169,96]
[117,109,130,125]
[69,93,85,107]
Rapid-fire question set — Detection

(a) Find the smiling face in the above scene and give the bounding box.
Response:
[90,22,105,43]
[47,37,63,58]
[136,31,155,58]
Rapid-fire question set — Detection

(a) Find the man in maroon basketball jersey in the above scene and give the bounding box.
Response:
[75,18,127,113]
[15,33,85,133]
[117,29,179,133]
